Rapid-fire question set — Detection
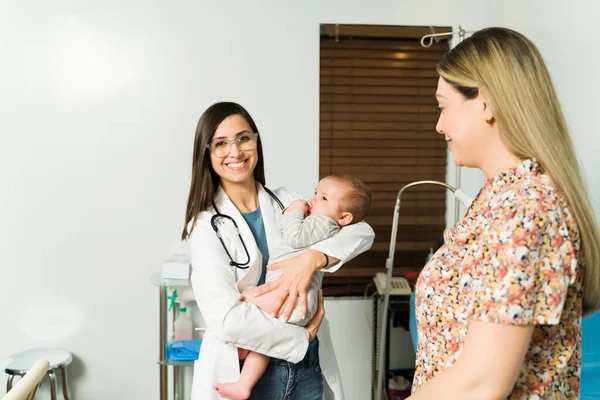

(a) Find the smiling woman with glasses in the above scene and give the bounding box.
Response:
[182,101,374,400]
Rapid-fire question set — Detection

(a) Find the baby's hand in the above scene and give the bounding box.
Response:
[285,200,308,215]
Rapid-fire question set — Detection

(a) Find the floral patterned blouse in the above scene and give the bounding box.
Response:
[413,159,583,399]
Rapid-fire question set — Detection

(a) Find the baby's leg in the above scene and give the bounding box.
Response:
[214,351,269,400]
[241,269,288,316]
[238,348,250,360]
[241,287,286,317]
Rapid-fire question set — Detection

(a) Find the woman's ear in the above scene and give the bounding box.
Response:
[338,212,354,227]
[478,88,494,122]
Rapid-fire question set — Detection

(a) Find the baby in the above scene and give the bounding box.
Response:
[214,174,372,400]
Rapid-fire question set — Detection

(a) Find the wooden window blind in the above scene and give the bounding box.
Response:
[319,25,450,296]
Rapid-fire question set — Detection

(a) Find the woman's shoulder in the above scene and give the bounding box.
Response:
[531,173,570,213]
[491,171,579,240]
[186,208,216,236]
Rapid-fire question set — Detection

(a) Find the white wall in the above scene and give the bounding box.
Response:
[325,298,375,400]
[481,0,600,222]
[0,1,485,398]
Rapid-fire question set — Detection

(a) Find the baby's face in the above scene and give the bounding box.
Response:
[307,178,349,222]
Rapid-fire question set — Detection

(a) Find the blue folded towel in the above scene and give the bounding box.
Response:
[166,340,202,361]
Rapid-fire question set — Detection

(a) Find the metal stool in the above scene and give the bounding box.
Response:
[5,348,72,400]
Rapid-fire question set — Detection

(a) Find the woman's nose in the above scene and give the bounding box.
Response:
[435,116,443,134]
[228,142,243,157]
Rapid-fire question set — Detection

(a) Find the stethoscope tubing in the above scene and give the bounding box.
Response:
[210,187,284,269]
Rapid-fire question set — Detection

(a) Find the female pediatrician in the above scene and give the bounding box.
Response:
[408,28,600,399]
[182,102,374,400]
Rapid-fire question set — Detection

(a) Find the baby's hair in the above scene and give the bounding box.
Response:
[325,174,372,223]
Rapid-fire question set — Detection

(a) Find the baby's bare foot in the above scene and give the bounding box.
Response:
[213,382,251,400]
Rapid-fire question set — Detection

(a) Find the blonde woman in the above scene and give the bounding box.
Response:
[409,27,600,399]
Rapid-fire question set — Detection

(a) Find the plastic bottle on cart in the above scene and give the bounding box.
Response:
[174,305,193,341]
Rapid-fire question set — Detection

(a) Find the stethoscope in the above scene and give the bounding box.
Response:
[210,187,284,269]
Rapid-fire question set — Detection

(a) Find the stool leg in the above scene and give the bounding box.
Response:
[7,375,14,392]
[49,370,58,400]
[173,366,179,400]
[60,367,71,400]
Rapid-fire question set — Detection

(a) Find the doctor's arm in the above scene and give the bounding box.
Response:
[407,321,533,400]
[253,220,375,320]
[189,221,311,363]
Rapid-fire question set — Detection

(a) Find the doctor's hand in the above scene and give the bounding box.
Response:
[252,250,336,322]
[305,290,325,341]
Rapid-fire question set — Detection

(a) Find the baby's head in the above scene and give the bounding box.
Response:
[307,174,372,227]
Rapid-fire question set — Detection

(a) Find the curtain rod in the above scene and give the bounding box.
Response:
[420,24,473,48]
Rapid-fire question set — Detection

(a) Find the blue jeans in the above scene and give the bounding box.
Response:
[244,339,323,400]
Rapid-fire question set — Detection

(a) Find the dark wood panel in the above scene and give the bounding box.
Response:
[320,156,446,165]
[321,67,438,79]
[345,173,445,184]
[365,214,444,225]
[368,200,446,209]
[321,37,449,52]
[321,121,436,131]
[321,112,439,123]
[371,230,446,246]
[363,184,448,195]
[321,147,445,157]
[316,185,449,199]
[347,249,432,267]
[320,103,438,114]
[320,58,440,70]
[319,31,448,296]
[366,202,447,213]
[369,241,443,251]
[321,94,437,105]
[320,132,442,141]
[321,48,447,61]
[369,190,447,201]
[321,85,437,97]
[367,210,446,221]
[320,164,445,174]
[320,139,445,149]
[320,24,451,41]
[320,75,438,88]
[370,230,445,243]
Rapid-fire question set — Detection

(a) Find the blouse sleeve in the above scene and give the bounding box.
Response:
[465,200,579,326]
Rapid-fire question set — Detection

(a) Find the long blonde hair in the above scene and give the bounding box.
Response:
[438,27,600,315]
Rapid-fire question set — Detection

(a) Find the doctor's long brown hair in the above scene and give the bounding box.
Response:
[181,102,266,241]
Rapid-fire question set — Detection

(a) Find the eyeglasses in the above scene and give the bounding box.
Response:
[207,132,259,158]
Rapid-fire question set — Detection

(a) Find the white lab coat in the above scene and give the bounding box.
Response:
[189,184,375,400]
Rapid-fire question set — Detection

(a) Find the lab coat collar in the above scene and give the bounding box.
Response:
[256,183,285,256]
